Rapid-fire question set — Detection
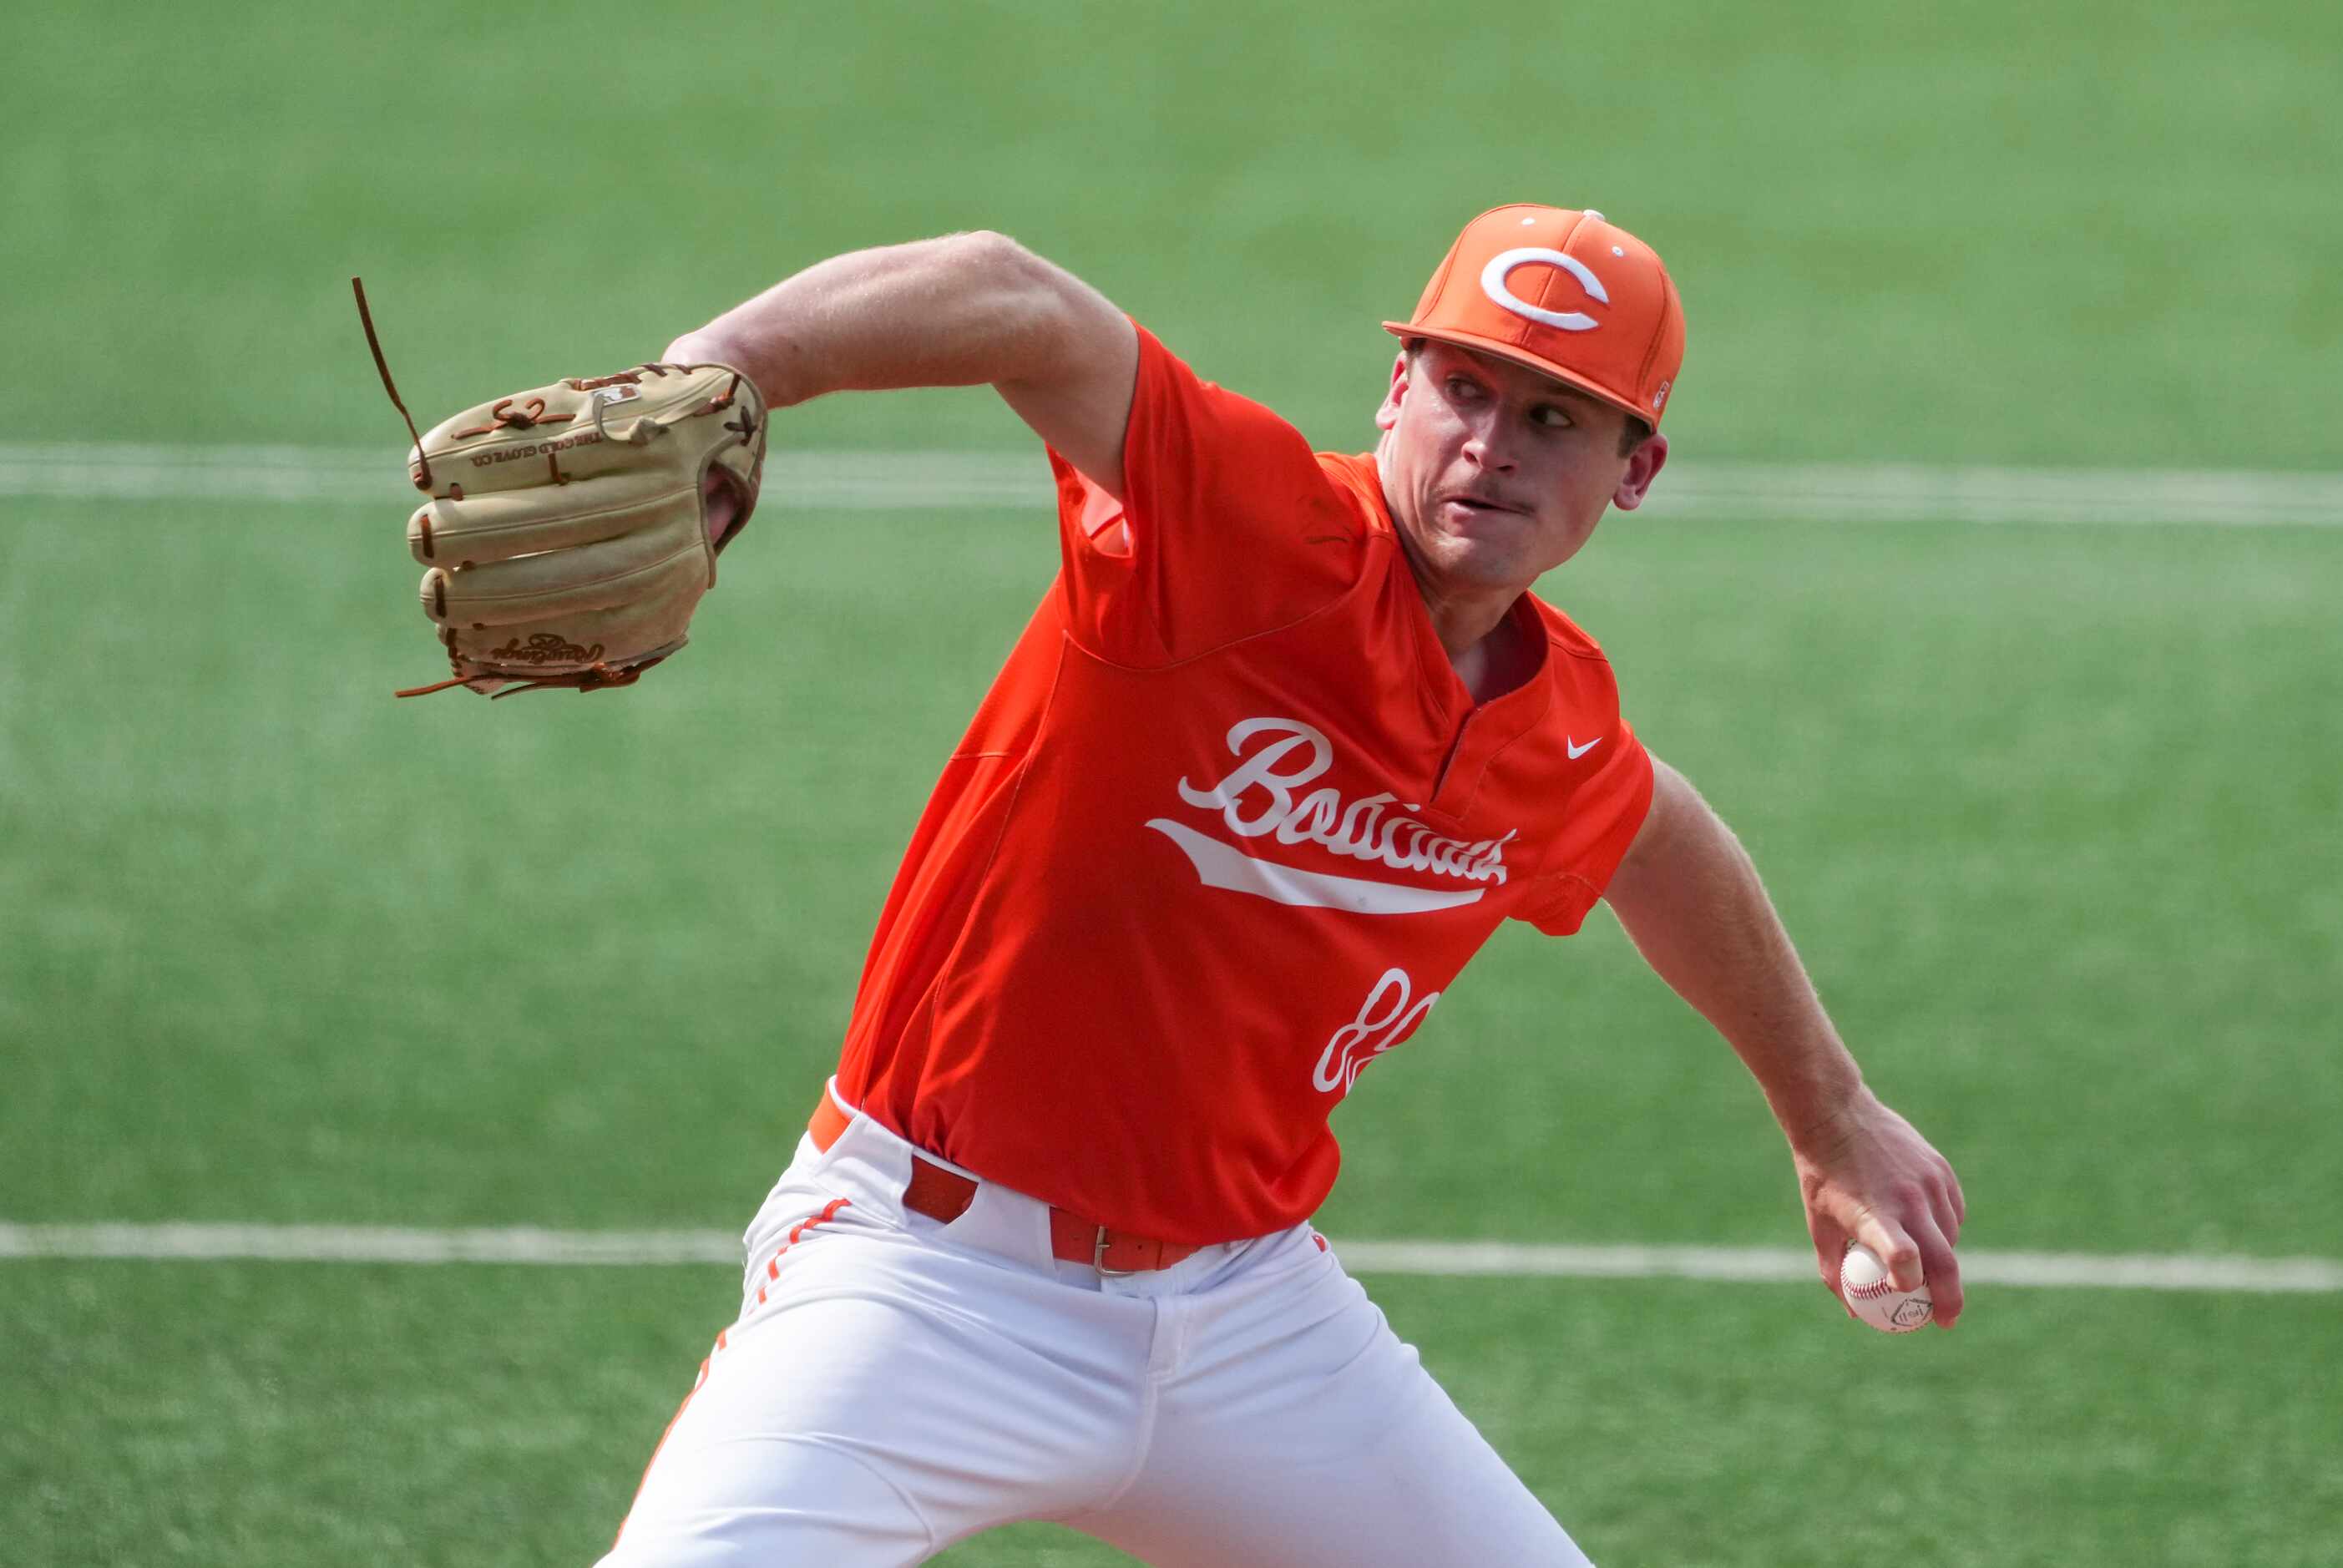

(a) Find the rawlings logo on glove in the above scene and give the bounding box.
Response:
[353,277,769,698]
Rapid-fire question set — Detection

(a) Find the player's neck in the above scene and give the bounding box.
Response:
[1455,607,1539,704]
[1418,586,1536,704]
[1390,523,1536,703]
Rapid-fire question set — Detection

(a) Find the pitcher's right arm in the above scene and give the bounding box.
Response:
[664,232,1139,498]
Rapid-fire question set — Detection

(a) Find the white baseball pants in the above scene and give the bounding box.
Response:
[598,1095,1591,1565]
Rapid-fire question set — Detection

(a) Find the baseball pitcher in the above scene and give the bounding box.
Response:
[375,205,1966,1565]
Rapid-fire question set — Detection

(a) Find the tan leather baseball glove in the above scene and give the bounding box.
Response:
[355,281,768,698]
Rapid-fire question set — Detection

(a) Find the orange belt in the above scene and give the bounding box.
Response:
[808,1093,1201,1276]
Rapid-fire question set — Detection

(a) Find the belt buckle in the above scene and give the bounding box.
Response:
[1093,1225,1138,1277]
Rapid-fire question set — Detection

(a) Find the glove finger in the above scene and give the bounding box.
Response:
[414,365,752,500]
[442,599,698,682]
[418,411,681,499]
[422,528,709,630]
[409,468,696,567]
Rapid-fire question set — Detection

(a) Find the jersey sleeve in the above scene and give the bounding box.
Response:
[1513,716,1657,938]
[1045,325,1363,666]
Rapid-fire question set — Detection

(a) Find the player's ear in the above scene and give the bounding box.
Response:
[1374,350,1409,433]
[1612,430,1669,511]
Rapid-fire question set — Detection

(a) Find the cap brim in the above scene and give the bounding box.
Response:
[1380,321,1653,427]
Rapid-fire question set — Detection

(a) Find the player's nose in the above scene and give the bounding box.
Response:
[1460,419,1519,474]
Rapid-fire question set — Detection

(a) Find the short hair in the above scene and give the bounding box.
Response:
[1405,339,1652,457]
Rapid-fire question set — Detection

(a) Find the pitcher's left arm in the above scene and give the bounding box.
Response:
[1602,758,1967,1326]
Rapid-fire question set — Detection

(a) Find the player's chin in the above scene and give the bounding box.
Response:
[1404,509,1545,591]
[1426,542,1537,593]
[1427,515,1543,574]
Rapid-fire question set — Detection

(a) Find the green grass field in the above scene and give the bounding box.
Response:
[5,1,2340,1563]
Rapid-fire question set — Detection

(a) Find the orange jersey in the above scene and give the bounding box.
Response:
[832,326,1654,1245]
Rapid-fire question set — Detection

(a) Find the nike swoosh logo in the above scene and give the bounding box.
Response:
[1567,736,1602,760]
[1145,819,1487,915]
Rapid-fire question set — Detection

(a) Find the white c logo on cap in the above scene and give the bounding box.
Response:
[1480,247,1608,332]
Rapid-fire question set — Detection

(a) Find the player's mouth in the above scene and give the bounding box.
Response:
[1436,493,1526,524]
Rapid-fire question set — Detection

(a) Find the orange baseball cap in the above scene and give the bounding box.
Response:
[1384,204,1685,427]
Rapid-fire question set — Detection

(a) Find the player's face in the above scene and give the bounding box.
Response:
[1374,342,1666,594]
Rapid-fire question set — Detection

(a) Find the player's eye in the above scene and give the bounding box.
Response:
[1444,376,1484,403]
[1531,404,1574,430]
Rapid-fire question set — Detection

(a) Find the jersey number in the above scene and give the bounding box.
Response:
[1313,968,1440,1096]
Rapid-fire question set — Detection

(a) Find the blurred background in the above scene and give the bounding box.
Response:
[3,2,2337,1562]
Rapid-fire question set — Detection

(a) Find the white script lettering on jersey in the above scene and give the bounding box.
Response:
[1314,968,1440,1095]
[1143,717,1515,917]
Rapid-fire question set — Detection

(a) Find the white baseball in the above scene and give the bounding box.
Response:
[1839,1242,1933,1333]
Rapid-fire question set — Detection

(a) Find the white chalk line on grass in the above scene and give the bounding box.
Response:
[3,1223,2338,1292]
[3,443,2341,525]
